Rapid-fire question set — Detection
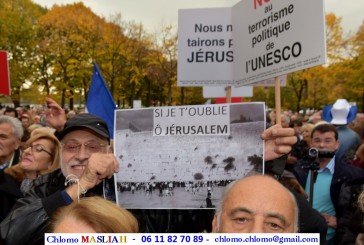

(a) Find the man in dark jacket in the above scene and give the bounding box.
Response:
[1,98,297,244]
[293,123,364,244]
[0,98,119,245]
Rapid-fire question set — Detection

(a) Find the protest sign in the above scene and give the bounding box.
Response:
[114,103,265,209]
[178,0,325,87]
[203,86,253,98]
[0,51,10,96]
[233,0,326,86]
[178,7,234,86]
[253,75,287,87]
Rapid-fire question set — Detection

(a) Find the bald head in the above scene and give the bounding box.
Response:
[212,175,298,233]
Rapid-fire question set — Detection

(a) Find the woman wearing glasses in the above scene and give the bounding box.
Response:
[0,127,60,222]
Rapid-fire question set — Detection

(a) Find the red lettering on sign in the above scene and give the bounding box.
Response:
[254,0,270,10]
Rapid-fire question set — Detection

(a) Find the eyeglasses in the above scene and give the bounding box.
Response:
[22,144,53,157]
[62,141,107,154]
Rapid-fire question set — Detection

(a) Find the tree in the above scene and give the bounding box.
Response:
[0,0,44,106]
[152,25,178,106]
[97,14,128,102]
[325,13,346,63]
[37,3,108,108]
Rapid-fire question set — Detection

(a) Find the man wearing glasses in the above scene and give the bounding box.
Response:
[1,98,119,245]
[1,97,296,244]
[293,123,364,245]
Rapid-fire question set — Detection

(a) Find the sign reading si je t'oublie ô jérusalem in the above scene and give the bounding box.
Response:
[153,104,230,136]
[177,0,326,87]
[114,103,265,209]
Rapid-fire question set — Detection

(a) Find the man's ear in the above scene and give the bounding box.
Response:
[15,139,21,150]
[212,214,218,233]
[335,140,340,151]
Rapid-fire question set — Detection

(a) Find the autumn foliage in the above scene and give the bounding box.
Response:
[0,0,363,111]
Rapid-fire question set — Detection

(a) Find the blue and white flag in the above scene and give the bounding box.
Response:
[86,63,116,138]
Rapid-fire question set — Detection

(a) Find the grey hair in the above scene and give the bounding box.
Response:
[215,174,299,232]
[0,115,24,140]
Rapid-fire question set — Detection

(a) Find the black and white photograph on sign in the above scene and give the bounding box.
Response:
[114,103,265,209]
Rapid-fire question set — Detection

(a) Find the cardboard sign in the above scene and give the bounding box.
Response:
[233,0,326,86]
[178,0,326,87]
[178,7,234,86]
[203,86,253,98]
[253,75,287,87]
[114,103,265,209]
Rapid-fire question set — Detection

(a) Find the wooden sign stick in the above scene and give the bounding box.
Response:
[226,86,232,103]
[275,76,281,125]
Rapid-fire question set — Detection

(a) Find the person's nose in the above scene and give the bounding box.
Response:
[317,141,326,148]
[23,146,32,155]
[75,145,90,160]
[249,219,265,233]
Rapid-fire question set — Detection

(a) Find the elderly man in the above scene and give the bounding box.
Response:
[1,98,119,245]
[0,116,23,170]
[132,122,298,233]
[1,97,297,244]
[212,175,298,233]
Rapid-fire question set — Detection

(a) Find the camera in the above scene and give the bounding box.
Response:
[308,148,335,159]
[308,148,318,158]
[300,148,335,171]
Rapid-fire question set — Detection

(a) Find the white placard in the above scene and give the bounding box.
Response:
[203,86,253,98]
[133,100,142,109]
[177,0,326,87]
[253,75,287,87]
[153,105,230,136]
[178,7,234,86]
[114,103,265,209]
[233,0,326,86]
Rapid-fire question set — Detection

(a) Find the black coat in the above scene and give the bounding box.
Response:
[131,184,328,244]
[293,157,364,220]
[131,155,329,238]
[11,150,20,167]
[336,178,364,244]
[0,170,23,222]
[0,169,112,245]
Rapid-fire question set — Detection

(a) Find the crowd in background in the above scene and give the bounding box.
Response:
[1,98,364,244]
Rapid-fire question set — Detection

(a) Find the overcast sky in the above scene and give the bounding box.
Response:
[31,0,363,35]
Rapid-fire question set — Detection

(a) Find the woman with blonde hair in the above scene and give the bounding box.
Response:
[50,196,139,233]
[287,123,315,166]
[0,127,60,221]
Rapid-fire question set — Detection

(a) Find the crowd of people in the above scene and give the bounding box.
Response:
[0,97,364,245]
